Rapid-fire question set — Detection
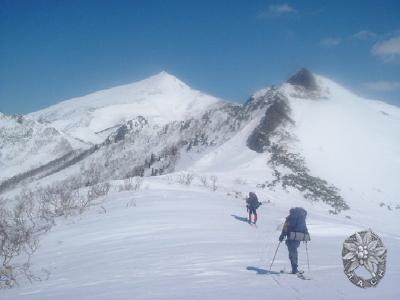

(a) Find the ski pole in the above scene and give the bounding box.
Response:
[305,241,310,273]
[269,241,281,271]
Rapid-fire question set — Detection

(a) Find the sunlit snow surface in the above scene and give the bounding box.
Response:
[282,75,400,211]
[0,114,87,181]
[28,72,223,144]
[2,72,400,299]
[2,179,399,300]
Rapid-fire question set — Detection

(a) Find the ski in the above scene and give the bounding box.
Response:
[247,220,258,228]
[296,272,311,280]
[279,270,311,280]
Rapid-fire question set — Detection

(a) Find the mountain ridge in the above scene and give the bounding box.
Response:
[1,69,399,215]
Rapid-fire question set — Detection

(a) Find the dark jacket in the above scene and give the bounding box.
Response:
[246,192,260,209]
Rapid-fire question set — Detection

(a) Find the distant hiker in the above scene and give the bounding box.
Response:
[279,207,310,274]
[246,192,261,224]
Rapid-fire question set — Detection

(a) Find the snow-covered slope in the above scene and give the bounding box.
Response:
[2,178,399,300]
[3,69,399,215]
[184,69,400,215]
[29,72,223,144]
[2,69,400,299]
[0,114,87,181]
[281,73,400,211]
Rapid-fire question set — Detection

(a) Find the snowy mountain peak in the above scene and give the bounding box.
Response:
[29,71,223,144]
[251,68,321,101]
[150,70,182,81]
[247,68,371,108]
[137,70,190,91]
[287,68,318,91]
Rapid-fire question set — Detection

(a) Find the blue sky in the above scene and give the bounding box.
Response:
[1,0,399,114]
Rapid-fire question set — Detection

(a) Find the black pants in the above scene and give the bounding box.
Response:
[248,207,257,215]
[247,206,257,223]
[286,240,300,272]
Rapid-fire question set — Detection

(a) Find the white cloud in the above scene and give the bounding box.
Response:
[320,38,342,47]
[353,30,377,41]
[371,36,400,61]
[259,3,296,18]
[364,81,400,92]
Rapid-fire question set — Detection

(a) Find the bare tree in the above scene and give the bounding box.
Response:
[119,177,143,191]
[81,161,102,186]
[178,172,194,185]
[210,176,218,191]
[87,182,111,202]
[199,175,208,187]
[36,185,78,217]
[0,194,52,288]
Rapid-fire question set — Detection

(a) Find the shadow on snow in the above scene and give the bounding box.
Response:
[231,214,249,223]
[246,266,280,275]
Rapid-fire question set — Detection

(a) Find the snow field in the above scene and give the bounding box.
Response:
[2,179,399,300]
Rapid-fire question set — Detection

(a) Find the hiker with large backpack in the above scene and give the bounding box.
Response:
[279,207,310,274]
[246,192,261,224]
